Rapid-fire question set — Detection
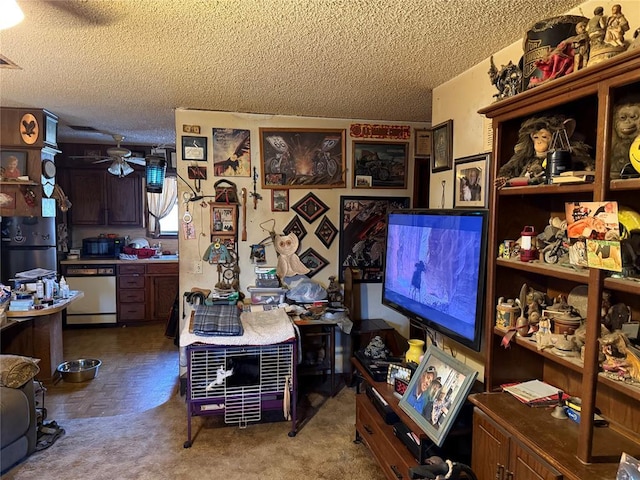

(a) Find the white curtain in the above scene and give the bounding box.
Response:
[147,176,177,237]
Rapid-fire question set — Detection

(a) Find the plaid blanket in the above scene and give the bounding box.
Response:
[192,304,243,336]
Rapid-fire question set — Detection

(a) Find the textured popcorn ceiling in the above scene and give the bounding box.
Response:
[0,0,585,146]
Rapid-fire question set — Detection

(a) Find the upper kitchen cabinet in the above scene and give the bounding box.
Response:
[1,108,60,217]
[60,168,143,226]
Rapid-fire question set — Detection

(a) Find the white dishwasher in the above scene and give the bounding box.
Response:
[64,264,117,325]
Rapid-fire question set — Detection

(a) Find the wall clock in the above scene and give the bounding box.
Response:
[42,160,57,179]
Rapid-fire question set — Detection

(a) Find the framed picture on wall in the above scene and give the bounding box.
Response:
[259,128,346,188]
[182,136,207,161]
[453,153,490,208]
[431,120,453,173]
[271,189,289,212]
[414,129,431,157]
[352,142,408,189]
[0,151,27,179]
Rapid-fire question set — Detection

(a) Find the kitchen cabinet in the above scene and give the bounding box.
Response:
[476,48,640,475]
[117,262,178,324]
[61,168,142,226]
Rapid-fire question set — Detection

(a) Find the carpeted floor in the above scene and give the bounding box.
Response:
[2,386,385,480]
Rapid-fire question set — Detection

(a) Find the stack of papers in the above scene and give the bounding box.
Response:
[502,380,569,407]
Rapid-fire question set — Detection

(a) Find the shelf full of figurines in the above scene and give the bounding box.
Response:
[488,5,639,101]
[496,281,640,386]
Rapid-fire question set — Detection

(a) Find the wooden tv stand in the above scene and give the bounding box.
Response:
[352,357,472,480]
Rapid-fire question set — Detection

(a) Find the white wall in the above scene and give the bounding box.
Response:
[175,110,428,373]
[430,0,640,376]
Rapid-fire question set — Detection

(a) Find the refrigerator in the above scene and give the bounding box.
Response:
[1,216,57,285]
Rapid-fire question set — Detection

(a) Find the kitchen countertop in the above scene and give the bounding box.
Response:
[60,256,179,264]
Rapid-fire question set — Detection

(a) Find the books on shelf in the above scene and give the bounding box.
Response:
[550,171,595,184]
[502,380,569,407]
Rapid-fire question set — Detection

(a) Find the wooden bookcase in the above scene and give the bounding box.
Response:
[471,48,640,479]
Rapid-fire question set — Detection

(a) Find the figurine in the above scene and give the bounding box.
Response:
[610,97,640,178]
[600,330,640,383]
[326,275,343,305]
[495,115,593,189]
[604,4,630,48]
[274,232,310,279]
[488,56,523,101]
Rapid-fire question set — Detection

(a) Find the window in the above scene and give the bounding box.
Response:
[147,175,178,238]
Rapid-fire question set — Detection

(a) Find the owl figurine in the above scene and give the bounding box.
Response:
[275,233,310,279]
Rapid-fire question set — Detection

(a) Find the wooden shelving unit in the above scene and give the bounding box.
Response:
[470,48,640,479]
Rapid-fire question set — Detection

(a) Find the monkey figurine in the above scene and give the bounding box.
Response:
[610,97,640,178]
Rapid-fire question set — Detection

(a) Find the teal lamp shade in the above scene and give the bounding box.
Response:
[146,156,166,193]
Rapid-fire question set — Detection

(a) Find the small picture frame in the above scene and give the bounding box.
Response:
[283,215,307,241]
[1,151,27,179]
[386,364,412,385]
[210,204,237,236]
[431,120,453,173]
[292,192,329,224]
[394,377,410,397]
[271,189,289,212]
[453,153,490,208]
[182,136,207,161]
[299,248,329,278]
[414,129,431,157]
[352,142,408,189]
[315,215,338,248]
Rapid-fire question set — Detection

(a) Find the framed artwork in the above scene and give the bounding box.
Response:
[352,142,408,188]
[265,173,285,186]
[386,364,412,385]
[292,192,329,223]
[1,151,27,179]
[315,215,338,248]
[212,128,251,176]
[338,195,410,283]
[399,345,478,448]
[283,215,307,241]
[431,120,453,173]
[271,189,289,212]
[210,204,237,236]
[259,128,346,188]
[182,136,207,161]
[453,153,490,208]
[414,129,431,157]
[299,248,329,278]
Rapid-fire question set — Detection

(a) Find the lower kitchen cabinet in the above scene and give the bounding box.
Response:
[117,262,178,324]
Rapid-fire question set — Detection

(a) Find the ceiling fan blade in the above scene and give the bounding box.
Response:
[92,158,114,164]
[69,155,109,160]
[127,157,146,166]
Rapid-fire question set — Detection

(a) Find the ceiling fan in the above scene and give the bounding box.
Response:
[70,134,146,177]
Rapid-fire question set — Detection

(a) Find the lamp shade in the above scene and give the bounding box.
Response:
[146,156,166,193]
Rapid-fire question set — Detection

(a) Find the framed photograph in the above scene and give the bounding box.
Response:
[283,215,307,241]
[1,151,27,179]
[265,173,285,186]
[292,192,329,223]
[212,128,251,176]
[352,142,408,188]
[299,248,329,278]
[259,128,346,188]
[453,153,489,208]
[394,377,410,397]
[414,129,431,157]
[338,196,410,283]
[399,345,478,447]
[210,204,237,236]
[315,215,338,248]
[271,189,289,212]
[431,120,453,173]
[387,364,412,385]
[182,136,207,161]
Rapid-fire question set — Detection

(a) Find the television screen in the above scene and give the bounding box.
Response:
[382,209,488,352]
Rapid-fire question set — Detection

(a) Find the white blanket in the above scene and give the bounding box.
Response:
[180,305,295,347]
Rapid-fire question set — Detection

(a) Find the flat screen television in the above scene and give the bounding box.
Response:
[382,209,489,352]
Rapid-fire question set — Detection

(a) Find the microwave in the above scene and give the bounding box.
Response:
[82,237,127,259]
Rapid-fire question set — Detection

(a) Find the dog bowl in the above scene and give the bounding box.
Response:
[57,359,102,382]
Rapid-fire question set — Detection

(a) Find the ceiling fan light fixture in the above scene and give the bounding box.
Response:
[121,162,134,177]
[0,0,24,30]
[107,160,121,176]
